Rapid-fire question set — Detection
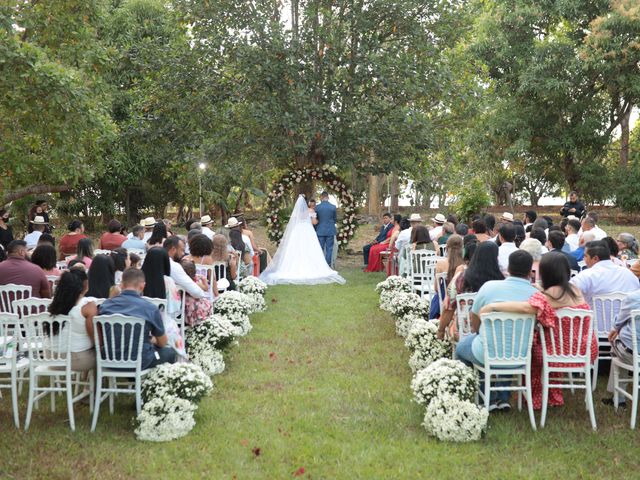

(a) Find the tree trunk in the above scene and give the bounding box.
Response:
[389,172,399,212]
[367,174,380,216]
[2,184,71,205]
[620,107,631,167]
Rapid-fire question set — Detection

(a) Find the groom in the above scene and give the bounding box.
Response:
[315,191,337,266]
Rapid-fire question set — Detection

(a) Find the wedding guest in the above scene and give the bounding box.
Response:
[571,231,595,262]
[226,217,254,256]
[186,233,214,265]
[529,228,548,253]
[455,223,469,236]
[432,235,464,319]
[484,215,496,237]
[602,289,640,407]
[365,214,400,272]
[99,219,127,250]
[24,216,48,250]
[38,233,55,247]
[500,212,514,224]
[514,223,526,247]
[437,222,455,246]
[308,199,319,227]
[98,268,176,369]
[27,202,45,234]
[146,222,168,249]
[180,259,213,327]
[162,218,174,236]
[59,220,88,259]
[31,244,62,276]
[571,240,639,307]
[430,214,446,240]
[0,240,50,298]
[212,235,238,289]
[546,230,579,272]
[519,238,543,283]
[163,236,211,300]
[122,225,146,250]
[616,233,639,260]
[523,210,537,230]
[200,215,216,240]
[446,214,458,226]
[129,252,142,269]
[110,248,130,284]
[142,248,181,319]
[363,212,393,267]
[497,223,518,274]
[603,237,625,266]
[394,214,421,253]
[581,213,607,241]
[86,254,118,299]
[0,208,14,250]
[560,191,585,218]
[471,220,490,242]
[455,250,537,411]
[479,252,596,410]
[411,225,437,251]
[48,270,97,372]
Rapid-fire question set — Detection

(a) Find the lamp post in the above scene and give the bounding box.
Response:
[198,162,206,216]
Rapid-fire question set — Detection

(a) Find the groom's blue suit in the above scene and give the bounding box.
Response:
[315,200,337,266]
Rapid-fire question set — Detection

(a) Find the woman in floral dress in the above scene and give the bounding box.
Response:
[480,252,597,409]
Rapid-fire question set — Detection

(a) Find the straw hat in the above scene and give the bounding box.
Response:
[432,213,446,224]
[141,217,157,228]
[225,217,241,229]
[200,215,214,226]
[408,213,423,222]
[29,215,48,225]
[500,212,514,222]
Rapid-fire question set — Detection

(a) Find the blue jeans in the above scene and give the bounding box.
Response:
[456,335,511,404]
[143,346,177,370]
[318,236,334,266]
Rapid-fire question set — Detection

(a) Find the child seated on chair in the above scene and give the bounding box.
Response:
[180,259,213,327]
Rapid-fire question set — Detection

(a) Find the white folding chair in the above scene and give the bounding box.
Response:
[56,261,69,271]
[410,250,438,299]
[24,314,92,431]
[435,272,447,317]
[455,293,477,342]
[398,244,412,278]
[612,310,640,428]
[212,262,229,293]
[0,313,29,428]
[91,314,149,432]
[94,249,112,256]
[592,292,627,390]
[439,244,447,257]
[538,308,596,430]
[570,270,579,278]
[577,260,587,271]
[174,286,186,338]
[46,275,60,294]
[141,297,167,312]
[195,264,216,297]
[13,298,52,319]
[475,312,537,430]
[0,284,32,314]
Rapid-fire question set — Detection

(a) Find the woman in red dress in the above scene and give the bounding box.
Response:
[365,214,401,273]
[480,252,597,409]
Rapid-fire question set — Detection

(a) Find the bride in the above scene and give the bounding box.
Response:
[260,195,346,285]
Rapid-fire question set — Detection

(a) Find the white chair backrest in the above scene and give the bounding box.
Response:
[577,260,587,271]
[212,262,228,281]
[12,298,52,319]
[56,261,69,271]
[570,270,579,278]
[539,308,594,360]
[629,310,640,361]
[46,275,60,294]
[0,284,32,314]
[142,296,167,312]
[479,312,536,366]
[399,244,413,277]
[439,244,447,257]
[94,249,112,256]
[93,314,146,370]
[24,313,71,368]
[174,286,186,337]
[410,250,438,297]
[592,292,627,338]
[127,248,146,256]
[0,313,20,367]
[436,272,447,312]
[194,264,216,297]
[455,293,477,338]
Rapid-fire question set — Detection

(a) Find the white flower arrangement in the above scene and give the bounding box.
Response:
[388,291,429,319]
[405,319,451,371]
[214,290,253,318]
[142,363,213,404]
[395,312,424,338]
[238,276,267,296]
[375,275,412,294]
[190,348,226,377]
[411,358,478,407]
[422,394,488,442]
[135,395,197,442]
[187,314,237,351]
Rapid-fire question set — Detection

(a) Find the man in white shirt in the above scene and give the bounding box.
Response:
[571,240,639,307]
[429,213,446,240]
[497,223,518,274]
[579,213,607,241]
[140,217,156,242]
[122,225,146,250]
[565,218,581,251]
[163,236,208,299]
[395,213,422,252]
[24,216,47,249]
[200,215,216,240]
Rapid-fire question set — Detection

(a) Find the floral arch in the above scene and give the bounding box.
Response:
[266,165,358,247]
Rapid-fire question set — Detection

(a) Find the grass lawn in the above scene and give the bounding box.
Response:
[1,267,638,479]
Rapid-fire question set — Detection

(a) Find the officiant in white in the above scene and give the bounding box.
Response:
[260,195,345,285]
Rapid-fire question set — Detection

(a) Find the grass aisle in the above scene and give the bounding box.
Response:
[1,268,638,479]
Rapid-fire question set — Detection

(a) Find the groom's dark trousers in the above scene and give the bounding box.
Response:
[318,235,334,266]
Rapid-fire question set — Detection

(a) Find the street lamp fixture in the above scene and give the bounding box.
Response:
[198,163,207,216]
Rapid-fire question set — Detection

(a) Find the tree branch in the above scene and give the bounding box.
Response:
[2,184,71,205]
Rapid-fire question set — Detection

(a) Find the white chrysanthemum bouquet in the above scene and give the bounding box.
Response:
[142,363,213,403]
[238,276,268,313]
[405,319,451,372]
[388,291,429,319]
[135,396,197,442]
[376,276,413,312]
[423,394,488,442]
[411,358,478,408]
[214,291,254,336]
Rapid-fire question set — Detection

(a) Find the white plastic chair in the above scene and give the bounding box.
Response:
[13,298,52,319]
[56,261,69,271]
[91,314,149,432]
[212,262,229,293]
[455,293,477,341]
[141,297,167,311]
[398,244,412,278]
[23,314,91,431]
[439,244,447,257]
[174,286,186,338]
[577,260,587,271]
[592,292,627,390]
[538,308,596,430]
[94,249,112,256]
[0,284,32,314]
[0,313,29,427]
[612,310,640,428]
[410,250,438,299]
[46,275,59,294]
[194,264,217,298]
[475,312,537,430]
[435,272,447,317]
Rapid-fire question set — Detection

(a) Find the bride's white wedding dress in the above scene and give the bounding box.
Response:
[260,195,346,285]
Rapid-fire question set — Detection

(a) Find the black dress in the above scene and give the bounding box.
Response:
[0,225,13,249]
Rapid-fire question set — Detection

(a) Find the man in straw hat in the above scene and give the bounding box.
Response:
[429,213,446,240]
[200,215,215,240]
[24,215,48,250]
[395,213,422,253]
[140,217,157,242]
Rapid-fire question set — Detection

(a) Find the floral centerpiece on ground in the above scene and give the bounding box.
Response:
[213,291,253,336]
[376,276,413,312]
[405,319,451,372]
[387,291,429,319]
[142,363,213,403]
[237,276,268,313]
[135,395,198,442]
[411,358,478,407]
[422,393,488,442]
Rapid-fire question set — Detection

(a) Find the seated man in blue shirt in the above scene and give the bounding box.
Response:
[602,288,640,407]
[455,250,538,411]
[98,268,176,369]
[122,225,147,250]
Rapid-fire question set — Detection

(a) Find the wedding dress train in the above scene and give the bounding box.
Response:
[260,195,346,285]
